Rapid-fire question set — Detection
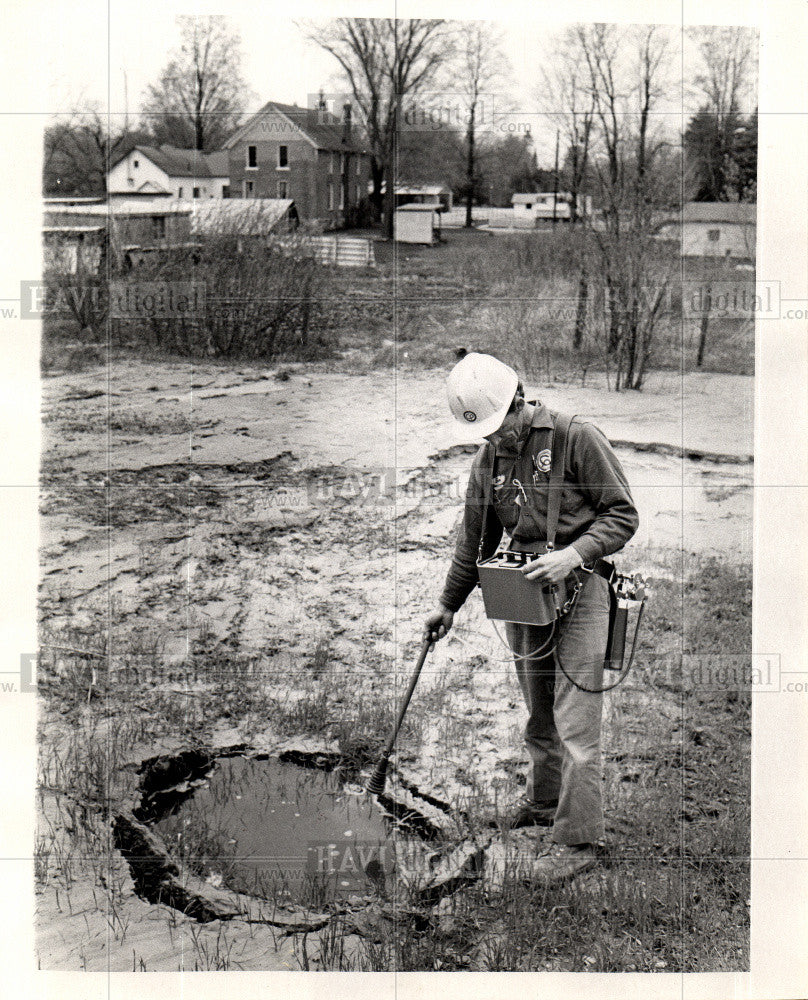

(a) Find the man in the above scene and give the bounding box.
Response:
[424,353,639,881]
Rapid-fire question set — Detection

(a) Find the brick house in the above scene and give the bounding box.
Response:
[223,100,371,229]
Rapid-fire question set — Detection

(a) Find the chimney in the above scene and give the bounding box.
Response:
[342,102,352,144]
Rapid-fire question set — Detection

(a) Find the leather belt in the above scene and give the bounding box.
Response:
[581,558,616,583]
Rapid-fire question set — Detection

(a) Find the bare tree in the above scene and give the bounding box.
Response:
[43,106,144,195]
[538,29,595,226]
[684,26,757,201]
[538,29,597,348]
[574,23,676,390]
[690,26,755,127]
[140,16,252,151]
[453,22,509,228]
[303,18,448,237]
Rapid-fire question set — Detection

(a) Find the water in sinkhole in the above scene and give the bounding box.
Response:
[152,756,427,904]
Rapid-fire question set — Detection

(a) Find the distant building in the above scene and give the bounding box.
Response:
[43,200,193,271]
[107,146,230,200]
[222,100,372,229]
[394,184,453,213]
[394,204,440,245]
[42,224,106,274]
[188,198,299,237]
[654,202,757,259]
[511,191,592,221]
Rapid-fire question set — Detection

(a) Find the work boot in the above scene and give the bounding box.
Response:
[530,842,595,883]
[492,798,558,831]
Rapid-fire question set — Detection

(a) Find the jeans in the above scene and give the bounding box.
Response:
[504,571,610,845]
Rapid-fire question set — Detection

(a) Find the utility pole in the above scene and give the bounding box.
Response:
[123,69,129,135]
[552,129,559,227]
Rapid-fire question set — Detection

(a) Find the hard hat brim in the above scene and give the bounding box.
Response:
[449,398,512,442]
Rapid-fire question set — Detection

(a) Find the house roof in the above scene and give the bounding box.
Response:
[43,225,106,234]
[395,184,450,196]
[396,203,438,212]
[110,145,230,178]
[187,198,296,235]
[681,201,757,224]
[44,202,192,218]
[224,101,368,154]
[43,196,105,205]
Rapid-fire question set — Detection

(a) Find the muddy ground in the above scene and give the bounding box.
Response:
[36,360,753,970]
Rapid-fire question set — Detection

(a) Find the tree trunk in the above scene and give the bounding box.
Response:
[465,105,475,228]
[606,277,621,353]
[697,291,711,367]
[573,268,588,349]
[382,158,395,239]
[369,159,384,223]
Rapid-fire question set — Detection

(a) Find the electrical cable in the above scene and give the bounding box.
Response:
[454,583,646,692]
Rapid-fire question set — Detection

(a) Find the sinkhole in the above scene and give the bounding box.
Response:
[131,750,444,911]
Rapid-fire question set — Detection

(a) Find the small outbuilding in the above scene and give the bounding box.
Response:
[394,204,441,245]
[394,184,453,213]
[188,198,299,237]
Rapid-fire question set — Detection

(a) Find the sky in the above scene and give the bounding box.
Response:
[37,2,758,167]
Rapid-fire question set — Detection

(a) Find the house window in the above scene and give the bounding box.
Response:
[193,187,200,199]
[244,180,254,198]
[277,180,288,198]
[355,184,361,203]
[133,159,139,168]
[151,216,166,240]
[341,153,346,175]
[356,157,361,176]
[278,145,288,168]
[339,183,344,210]
[178,186,183,198]
[327,183,333,210]
[707,229,720,242]
[222,185,230,199]
[247,145,257,168]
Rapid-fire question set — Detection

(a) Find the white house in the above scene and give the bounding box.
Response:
[107,145,230,201]
[654,202,757,259]
[511,191,592,222]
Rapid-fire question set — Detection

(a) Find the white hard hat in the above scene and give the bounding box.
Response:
[446,352,519,440]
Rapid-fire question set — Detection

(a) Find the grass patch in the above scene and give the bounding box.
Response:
[38,541,750,971]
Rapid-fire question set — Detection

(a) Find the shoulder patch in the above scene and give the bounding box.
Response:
[534,448,552,474]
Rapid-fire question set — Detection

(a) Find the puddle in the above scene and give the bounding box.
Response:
[150,755,429,906]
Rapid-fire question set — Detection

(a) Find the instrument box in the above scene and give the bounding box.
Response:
[476,549,561,626]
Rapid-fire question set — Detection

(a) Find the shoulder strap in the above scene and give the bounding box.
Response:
[476,441,495,562]
[546,412,575,549]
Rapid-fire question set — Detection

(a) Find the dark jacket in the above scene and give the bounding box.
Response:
[439,403,639,613]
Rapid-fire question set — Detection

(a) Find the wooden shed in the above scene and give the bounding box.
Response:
[394,204,440,245]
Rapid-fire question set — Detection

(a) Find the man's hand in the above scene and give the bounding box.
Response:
[423,606,454,643]
[521,546,583,586]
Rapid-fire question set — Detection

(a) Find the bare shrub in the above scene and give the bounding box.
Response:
[42,238,108,339]
[111,230,337,360]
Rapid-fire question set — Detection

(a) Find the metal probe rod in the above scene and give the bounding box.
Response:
[366,637,433,795]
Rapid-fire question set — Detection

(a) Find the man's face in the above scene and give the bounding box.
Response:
[484,402,529,452]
